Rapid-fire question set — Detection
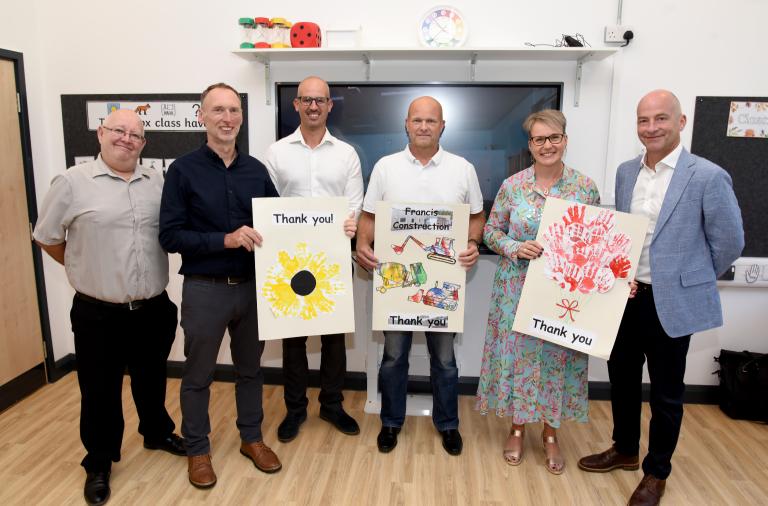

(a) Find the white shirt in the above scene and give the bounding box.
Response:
[264,127,363,215]
[363,145,484,214]
[630,143,683,283]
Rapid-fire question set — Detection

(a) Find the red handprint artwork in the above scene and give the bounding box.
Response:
[543,204,633,320]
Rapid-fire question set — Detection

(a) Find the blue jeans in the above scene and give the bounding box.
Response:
[379,331,458,431]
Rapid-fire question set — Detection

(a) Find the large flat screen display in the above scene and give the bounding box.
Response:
[275,82,562,214]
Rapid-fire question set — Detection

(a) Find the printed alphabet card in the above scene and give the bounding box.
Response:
[253,197,355,340]
[512,197,649,359]
[372,201,469,333]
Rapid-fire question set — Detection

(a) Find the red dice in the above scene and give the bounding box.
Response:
[290,22,322,47]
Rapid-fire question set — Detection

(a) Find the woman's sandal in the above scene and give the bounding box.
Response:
[503,427,524,465]
[542,434,565,475]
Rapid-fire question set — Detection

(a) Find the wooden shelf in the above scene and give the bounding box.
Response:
[232,47,619,106]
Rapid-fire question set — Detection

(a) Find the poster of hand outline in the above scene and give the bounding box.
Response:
[373,201,469,332]
[512,197,649,359]
[253,197,355,340]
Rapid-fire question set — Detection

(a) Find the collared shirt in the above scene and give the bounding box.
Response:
[362,145,484,214]
[33,156,168,303]
[159,144,279,277]
[264,127,363,216]
[631,143,683,283]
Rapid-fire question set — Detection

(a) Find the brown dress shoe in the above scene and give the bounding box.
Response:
[578,446,639,472]
[628,474,666,506]
[240,441,282,473]
[188,454,217,488]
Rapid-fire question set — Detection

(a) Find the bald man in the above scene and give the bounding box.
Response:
[34,109,184,505]
[578,90,743,505]
[264,76,363,442]
[356,96,486,456]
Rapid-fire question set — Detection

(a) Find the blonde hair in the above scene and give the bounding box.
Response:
[522,109,566,135]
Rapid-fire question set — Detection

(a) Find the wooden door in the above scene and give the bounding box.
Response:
[0,58,45,393]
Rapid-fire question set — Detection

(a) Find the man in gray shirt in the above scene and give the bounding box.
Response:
[34,109,184,506]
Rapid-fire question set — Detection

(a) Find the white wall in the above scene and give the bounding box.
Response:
[3,0,767,385]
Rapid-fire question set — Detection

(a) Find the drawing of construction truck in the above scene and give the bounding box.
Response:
[375,262,427,293]
[391,235,456,264]
[408,281,460,311]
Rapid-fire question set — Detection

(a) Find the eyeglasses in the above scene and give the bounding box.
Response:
[296,96,330,106]
[529,134,565,146]
[102,126,145,143]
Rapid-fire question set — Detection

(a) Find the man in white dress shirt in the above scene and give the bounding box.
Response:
[265,76,363,442]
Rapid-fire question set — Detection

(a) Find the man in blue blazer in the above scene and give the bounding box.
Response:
[578,90,744,506]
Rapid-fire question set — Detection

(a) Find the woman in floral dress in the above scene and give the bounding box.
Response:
[476,109,600,474]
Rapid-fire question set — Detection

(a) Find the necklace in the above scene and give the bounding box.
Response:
[534,163,564,197]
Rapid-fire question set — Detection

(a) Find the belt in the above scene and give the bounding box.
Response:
[185,274,253,285]
[75,292,155,311]
[636,281,652,293]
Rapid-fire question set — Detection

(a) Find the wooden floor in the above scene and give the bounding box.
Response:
[0,374,766,505]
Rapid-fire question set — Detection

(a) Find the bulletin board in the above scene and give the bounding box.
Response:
[691,96,767,257]
[60,93,249,172]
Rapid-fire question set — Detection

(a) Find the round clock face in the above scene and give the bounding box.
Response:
[419,6,467,48]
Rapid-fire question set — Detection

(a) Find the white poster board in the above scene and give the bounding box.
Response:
[372,201,469,333]
[253,197,355,340]
[512,198,649,359]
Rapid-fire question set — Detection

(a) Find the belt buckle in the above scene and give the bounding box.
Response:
[128,300,140,310]
[227,277,238,285]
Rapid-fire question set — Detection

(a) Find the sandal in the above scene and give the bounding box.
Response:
[503,427,524,465]
[542,433,565,475]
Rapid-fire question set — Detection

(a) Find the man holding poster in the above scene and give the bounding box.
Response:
[578,90,744,506]
[160,83,282,488]
[264,76,363,442]
[356,96,485,456]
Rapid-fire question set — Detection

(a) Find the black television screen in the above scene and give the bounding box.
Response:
[275,82,562,214]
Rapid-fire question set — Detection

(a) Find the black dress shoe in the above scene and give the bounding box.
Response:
[377,426,401,453]
[84,471,111,506]
[144,433,186,456]
[440,429,463,456]
[277,412,307,442]
[319,406,360,435]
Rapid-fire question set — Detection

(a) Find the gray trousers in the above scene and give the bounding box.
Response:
[180,277,265,456]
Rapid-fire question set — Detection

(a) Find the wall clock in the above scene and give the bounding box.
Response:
[419,6,468,48]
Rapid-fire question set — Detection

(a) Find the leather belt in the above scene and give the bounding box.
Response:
[75,292,152,311]
[636,281,652,293]
[185,274,253,285]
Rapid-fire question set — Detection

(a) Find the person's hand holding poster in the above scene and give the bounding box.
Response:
[512,197,649,358]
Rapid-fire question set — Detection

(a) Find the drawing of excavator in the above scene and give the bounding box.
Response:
[391,235,456,264]
[375,261,428,293]
[408,281,460,311]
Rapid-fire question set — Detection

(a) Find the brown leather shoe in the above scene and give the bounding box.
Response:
[240,440,282,473]
[188,454,217,488]
[628,474,666,506]
[578,446,639,472]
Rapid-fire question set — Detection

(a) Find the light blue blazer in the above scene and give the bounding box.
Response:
[615,148,744,337]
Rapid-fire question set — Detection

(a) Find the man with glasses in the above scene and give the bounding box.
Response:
[160,83,282,489]
[34,109,184,506]
[356,96,486,456]
[264,76,363,442]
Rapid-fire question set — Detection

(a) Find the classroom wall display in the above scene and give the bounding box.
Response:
[693,96,768,258]
[372,201,469,333]
[252,197,355,340]
[511,197,648,359]
[60,93,249,170]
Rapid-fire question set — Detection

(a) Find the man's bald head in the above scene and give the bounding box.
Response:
[97,109,146,175]
[297,76,330,98]
[103,108,144,135]
[407,96,443,122]
[636,89,687,166]
[405,96,445,154]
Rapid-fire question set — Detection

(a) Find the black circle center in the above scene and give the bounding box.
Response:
[291,270,317,296]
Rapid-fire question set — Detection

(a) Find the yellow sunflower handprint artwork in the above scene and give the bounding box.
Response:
[262,242,344,320]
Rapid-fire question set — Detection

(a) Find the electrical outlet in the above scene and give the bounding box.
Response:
[605,25,631,43]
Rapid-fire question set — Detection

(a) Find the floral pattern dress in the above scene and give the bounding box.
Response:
[476,165,600,427]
